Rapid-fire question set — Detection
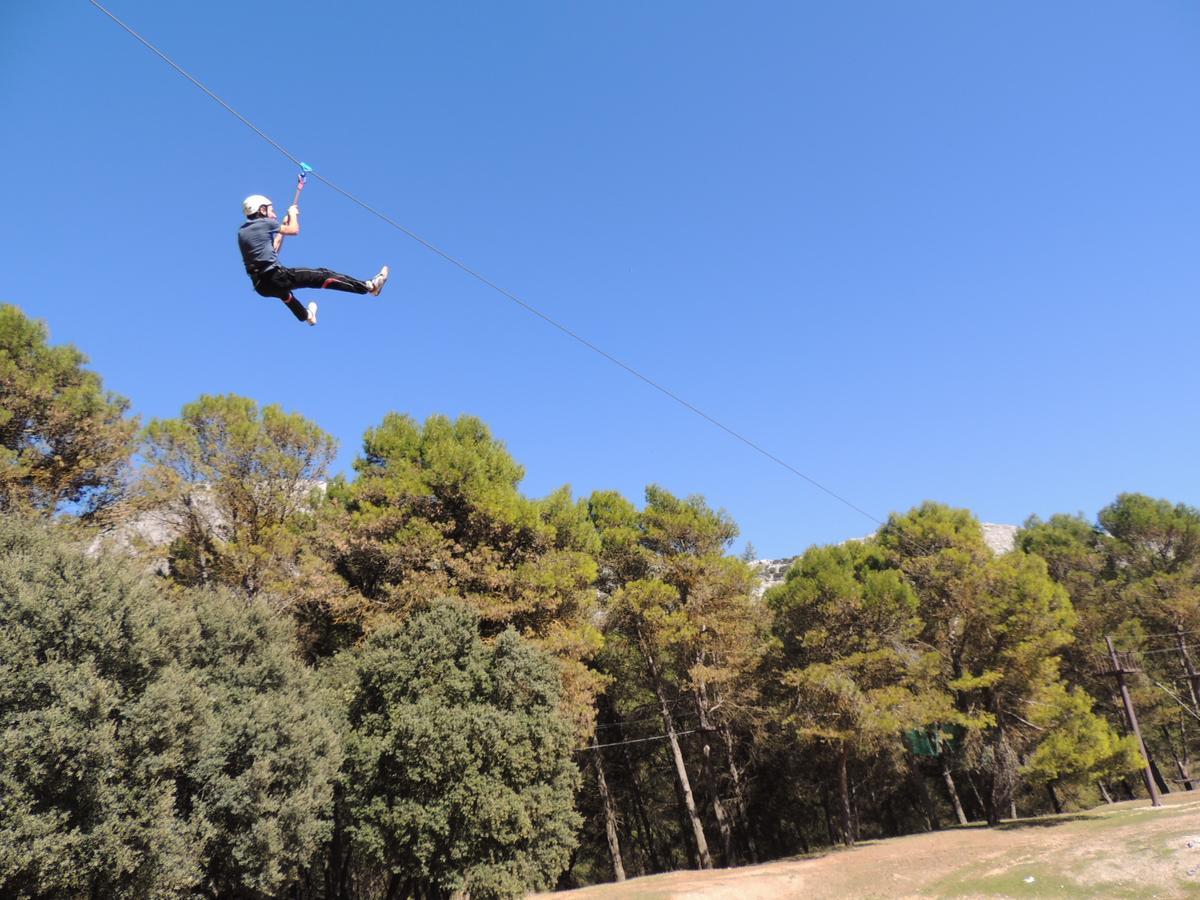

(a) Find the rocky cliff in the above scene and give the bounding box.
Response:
[751,522,1018,596]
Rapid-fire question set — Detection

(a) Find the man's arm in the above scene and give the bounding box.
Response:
[273,205,300,251]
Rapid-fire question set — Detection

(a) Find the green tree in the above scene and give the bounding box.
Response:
[1019,682,1143,808]
[0,304,136,517]
[1017,513,1130,796]
[1021,496,1200,799]
[640,488,764,864]
[134,393,344,620]
[588,486,765,870]
[325,601,581,899]
[1100,494,1200,634]
[767,540,948,845]
[1101,495,1200,793]
[326,413,604,732]
[880,503,1134,824]
[0,514,341,897]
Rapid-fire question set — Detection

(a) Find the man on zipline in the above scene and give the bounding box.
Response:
[238,194,388,326]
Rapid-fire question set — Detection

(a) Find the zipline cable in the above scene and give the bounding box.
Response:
[87,1,305,170]
[87,0,885,529]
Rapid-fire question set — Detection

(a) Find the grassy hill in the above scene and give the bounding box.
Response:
[546,792,1200,899]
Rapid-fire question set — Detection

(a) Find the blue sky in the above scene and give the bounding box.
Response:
[2,1,1197,557]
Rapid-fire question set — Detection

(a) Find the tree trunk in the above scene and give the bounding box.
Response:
[1176,626,1200,715]
[1148,755,1171,795]
[591,743,626,882]
[671,770,701,869]
[721,725,759,863]
[693,682,736,866]
[617,728,664,873]
[837,742,856,846]
[908,760,940,831]
[699,732,735,865]
[796,823,810,854]
[987,707,1017,826]
[1097,781,1114,804]
[965,771,989,823]
[818,780,838,846]
[879,788,901,837]
[984,782,1000,826]
[940,755,969,825]
[642,634,713,869]
[1046,781,1063,815]
[1161,725,1194,791]
[326,798,353,900]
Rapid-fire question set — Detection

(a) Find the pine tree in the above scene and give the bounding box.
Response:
[130,393,349,646]
[881,503,1135,824]
[323,413,605,734]
[0,304,136,518]
[1021,496,1200,800]
[767,540,948,845]
[588,486,766,869]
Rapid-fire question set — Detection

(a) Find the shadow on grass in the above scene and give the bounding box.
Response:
[996,814,1093,830]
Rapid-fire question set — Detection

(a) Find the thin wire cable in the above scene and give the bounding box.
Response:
[581,729,700,752]
[87,0,884,529]
[594,712,696,731]
[313,167,886,526]
[1149,679,1200,724]
[1140,627,1200,640]
[87,1,304,169]
[1121,644,1198,657]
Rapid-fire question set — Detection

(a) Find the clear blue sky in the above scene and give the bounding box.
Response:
[2,1,1197,557]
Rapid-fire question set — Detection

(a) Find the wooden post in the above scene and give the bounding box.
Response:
[1104,636,1162,807]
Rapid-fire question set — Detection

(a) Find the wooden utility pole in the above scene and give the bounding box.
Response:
[1103,636,1162,808]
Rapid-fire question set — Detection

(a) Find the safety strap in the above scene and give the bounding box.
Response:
[278,162,314,256]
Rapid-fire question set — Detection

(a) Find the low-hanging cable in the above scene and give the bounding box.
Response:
[87,0,884,530]
[1148,679,1200,724]
[580,729,700,752]
[1118,644,1198,657]
[1139,627,1200,641]
[594,711,697,731]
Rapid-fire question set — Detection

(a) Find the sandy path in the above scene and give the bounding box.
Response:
[544,792,1200,898]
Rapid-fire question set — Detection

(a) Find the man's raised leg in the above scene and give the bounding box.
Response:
[287,267,370,294]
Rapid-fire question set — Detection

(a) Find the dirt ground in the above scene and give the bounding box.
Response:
[544,791,1200,899]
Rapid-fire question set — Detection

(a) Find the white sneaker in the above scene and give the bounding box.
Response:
[306,302,318,326]
[367,265,389,297]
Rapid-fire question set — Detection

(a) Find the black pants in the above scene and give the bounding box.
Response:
[251,265,369,322]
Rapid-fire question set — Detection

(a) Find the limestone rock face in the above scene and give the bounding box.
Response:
[751,522,1018,597]
[981,523,1018,556]
[88,481,327,575]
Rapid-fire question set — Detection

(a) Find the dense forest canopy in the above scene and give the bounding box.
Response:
[1,303,1194,898]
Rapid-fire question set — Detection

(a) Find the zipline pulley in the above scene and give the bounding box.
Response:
[292,162,313,207]
[278,162,313,256]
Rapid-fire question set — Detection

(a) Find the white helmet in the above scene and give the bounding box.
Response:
[242,194,272,217]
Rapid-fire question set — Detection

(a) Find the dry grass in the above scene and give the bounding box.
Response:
[544,790,1200,898]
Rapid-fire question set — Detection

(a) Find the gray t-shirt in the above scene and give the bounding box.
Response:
[237,217,280,275]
